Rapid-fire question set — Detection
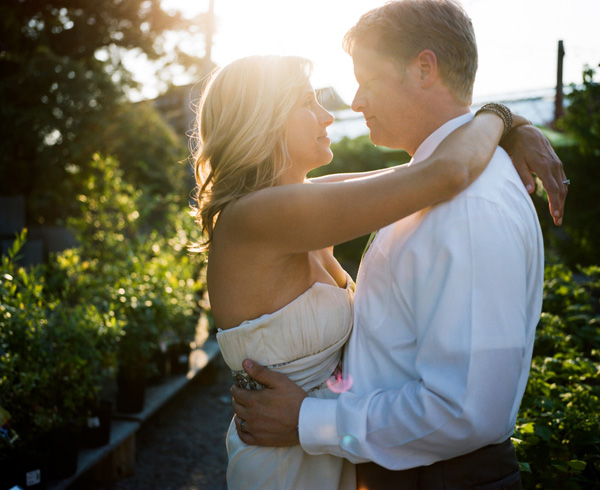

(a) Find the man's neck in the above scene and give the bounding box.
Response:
[408,104,470,157]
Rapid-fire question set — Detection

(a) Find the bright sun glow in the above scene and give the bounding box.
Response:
[156,0,600,105]
[160,0,358,100]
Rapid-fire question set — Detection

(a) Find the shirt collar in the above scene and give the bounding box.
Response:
[410,112,474,165]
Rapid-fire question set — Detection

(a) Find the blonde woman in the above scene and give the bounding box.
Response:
[192,56,563,489]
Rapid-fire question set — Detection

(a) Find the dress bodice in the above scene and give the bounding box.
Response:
[216,278,354,393]
[218,277,357,490]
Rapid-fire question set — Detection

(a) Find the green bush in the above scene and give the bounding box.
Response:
[1,152,205,461]
[0,231,121,454]
[515,264,600,489]
[543,145,600,267]
[50,154,205,379]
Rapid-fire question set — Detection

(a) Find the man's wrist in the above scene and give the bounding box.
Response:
[298,397,339,454]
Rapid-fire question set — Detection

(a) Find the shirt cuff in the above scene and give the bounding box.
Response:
[298,397,340,456]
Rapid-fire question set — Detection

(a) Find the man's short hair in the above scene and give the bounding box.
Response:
[343,0,478,105]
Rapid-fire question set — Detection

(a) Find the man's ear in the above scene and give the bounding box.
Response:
[416,49,438,88]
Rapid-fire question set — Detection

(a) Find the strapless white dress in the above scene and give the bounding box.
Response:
[216,278,356,490]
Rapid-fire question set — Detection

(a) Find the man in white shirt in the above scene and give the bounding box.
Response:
[231,1,567,487]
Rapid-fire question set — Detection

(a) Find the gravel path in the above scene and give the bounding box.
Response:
[73,360,233,490]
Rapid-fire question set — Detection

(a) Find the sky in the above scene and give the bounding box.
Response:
[148,0,600,105]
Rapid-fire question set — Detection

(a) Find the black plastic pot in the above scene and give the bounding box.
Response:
[80,400,112,448]
[0,451,19,490]
[168,341,191,375]
[46,423,80,480]
[116,370,146,414]
[148,345,168,385]
[16,451,48,489]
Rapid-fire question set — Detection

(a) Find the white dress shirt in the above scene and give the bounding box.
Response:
[299,113,544,470]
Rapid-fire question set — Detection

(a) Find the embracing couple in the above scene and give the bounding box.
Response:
[192,1,568,488]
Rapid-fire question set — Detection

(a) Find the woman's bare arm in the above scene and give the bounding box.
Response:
[220,112,504,253]
[312,114,567,225]
[308,166,398,184]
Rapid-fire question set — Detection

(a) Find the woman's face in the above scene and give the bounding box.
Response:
[282,85,335,183]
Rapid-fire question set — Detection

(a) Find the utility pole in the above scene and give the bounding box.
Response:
[554,40,565,125]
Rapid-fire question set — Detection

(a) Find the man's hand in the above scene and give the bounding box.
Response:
[500,124,568,226]
[231,359,307,447]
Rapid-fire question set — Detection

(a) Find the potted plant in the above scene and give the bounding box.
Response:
[165,311,198,375]
[114,292,160,413]
[148,338,168,384]
[41,302,119,478]
[1,233,56,487]
[159,247,205,375]
[1,235,121,481]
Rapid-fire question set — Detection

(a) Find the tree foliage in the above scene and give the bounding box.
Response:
[0,0,204,224]
[559,64,600,157]
[543,64,600,266]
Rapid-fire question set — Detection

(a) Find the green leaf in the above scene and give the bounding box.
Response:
[520,422,535,434]
[518,461,532,473]
[567,460,587,472]
[534,424,553,442]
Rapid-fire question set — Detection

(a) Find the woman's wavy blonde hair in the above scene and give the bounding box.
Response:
[190,55,313,250]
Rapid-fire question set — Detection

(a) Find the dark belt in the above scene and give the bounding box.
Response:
[355,438,522,490]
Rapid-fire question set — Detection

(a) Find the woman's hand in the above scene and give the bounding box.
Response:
[501,123,567,226]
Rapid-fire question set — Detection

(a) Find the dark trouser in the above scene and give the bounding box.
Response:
[356,438,522,490]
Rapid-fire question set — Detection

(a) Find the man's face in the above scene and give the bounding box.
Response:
[351,41,423,153]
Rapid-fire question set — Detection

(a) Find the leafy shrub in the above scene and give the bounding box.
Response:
[0,232,121,453]
[515,264,600,489]
[1,152,205,461]
[54,154,205,377]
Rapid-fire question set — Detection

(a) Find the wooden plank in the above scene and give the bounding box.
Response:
[88,433,136,482]
[47,420,139,490]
